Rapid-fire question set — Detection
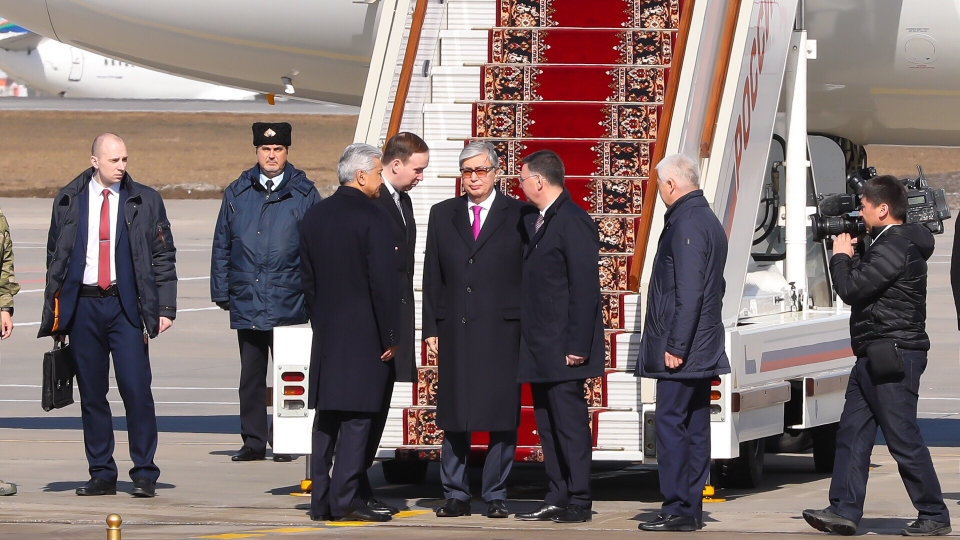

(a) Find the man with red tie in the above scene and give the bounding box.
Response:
[39,133,177,498]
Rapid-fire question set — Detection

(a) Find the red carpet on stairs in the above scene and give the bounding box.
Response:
[402,0,684,457]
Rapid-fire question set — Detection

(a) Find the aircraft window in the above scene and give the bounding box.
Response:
[104,59,108,66]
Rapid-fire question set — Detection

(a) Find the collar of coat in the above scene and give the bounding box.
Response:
[58,167,142,202]
[231,162,313,198]
[664,189,706,225]
[542,188,572,221]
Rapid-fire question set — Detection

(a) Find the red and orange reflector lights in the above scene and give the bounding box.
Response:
[283,386,305,396]
[281,372,305,382]
[710,390,722,401]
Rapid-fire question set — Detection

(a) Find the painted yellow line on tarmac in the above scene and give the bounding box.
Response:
[198,534,265,539]
[194,509,431,537]
[248,528,324,534]
[395,510,432,518]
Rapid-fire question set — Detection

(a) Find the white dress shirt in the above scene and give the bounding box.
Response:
[83,178,121,286]
[259,171,284,190]
[468,189,497,230]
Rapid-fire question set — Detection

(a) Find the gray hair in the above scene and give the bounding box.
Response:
[655,153,700,188]
[458,141,500,170]
[337,143,383,185]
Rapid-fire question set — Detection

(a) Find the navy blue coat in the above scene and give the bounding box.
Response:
[210,163,321,330]
[518,190,605,383]
[299,186,400,412]
[637,190,731,379]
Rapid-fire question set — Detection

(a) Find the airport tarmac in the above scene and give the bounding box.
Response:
[0,197,959,539]
[0,97,359,115]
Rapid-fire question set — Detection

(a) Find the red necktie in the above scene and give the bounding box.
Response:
[98,190,111,290]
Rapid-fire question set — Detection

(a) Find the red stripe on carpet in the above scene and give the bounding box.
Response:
[482,65,668,102]
[490,28,674,65]
[498,0,680,30]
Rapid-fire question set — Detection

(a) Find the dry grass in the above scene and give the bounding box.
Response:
[0,111,357,198]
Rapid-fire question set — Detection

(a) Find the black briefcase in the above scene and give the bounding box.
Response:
[42,340,76,412]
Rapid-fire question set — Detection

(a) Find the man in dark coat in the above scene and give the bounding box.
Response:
[39,133,177,498]
[636,153,730,532]
[299,143,400,523]
[804,176,950,537]
[360,132,429,515]
[211,122,322,463]
[514,150,604,524]
[422,142,526,519]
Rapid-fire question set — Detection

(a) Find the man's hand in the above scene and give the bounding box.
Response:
[424,337,438,361]
[833,233,855,257]
[158,317,173,334]
[665,351,684,369]
[0,311,12,340]
[566,354,586,366]
[381,345,398,362]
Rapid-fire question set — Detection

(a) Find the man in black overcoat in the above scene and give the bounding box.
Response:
[514,150,604,524]
[361,132,429,515]
[422,142,527,519]
[636,153,730,532]
[299,143,400,522]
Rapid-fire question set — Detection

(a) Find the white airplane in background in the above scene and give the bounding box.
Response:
[0,19,256,100]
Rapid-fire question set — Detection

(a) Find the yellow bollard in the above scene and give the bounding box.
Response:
[106,514,122,540]
[702,484,726,503]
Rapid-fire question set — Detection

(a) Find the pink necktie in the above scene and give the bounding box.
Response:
[471,205,482,240]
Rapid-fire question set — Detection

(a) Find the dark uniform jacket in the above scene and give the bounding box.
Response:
[518,190,605,383]
[211,163,321,330]
[422,191,527,432]
[638,190,730,379]
[377,183,417,382]
[299,186,400,412]
[832,223,934,356]
[39,169,177,339]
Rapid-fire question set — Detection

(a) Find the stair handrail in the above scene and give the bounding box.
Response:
[699,0,745,158]
[629,0,698,291]
[385,0,429,140]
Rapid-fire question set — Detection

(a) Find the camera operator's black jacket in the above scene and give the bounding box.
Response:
[830,223,934,356]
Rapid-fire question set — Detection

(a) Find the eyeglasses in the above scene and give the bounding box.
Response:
[518,173,541,183]
[460,166,494,179]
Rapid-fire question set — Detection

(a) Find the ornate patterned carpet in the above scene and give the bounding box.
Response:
[403,0,682,460]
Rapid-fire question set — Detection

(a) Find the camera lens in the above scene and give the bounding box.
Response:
[811,215,865,242]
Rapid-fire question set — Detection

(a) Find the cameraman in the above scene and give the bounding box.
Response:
[803,176,950,537]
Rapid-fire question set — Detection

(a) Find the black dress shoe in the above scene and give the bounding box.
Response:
[436,498,471,517]
[368,497,400,515]
[76,477,116,496]
[272,454,293,463]
[639,514,698,532]
[231,447,266,462]
[514,503,565,521]
[340,503,392,522]
[309,513,332,521]
[486,499,509,518]
[130,477,156,498]
[801,508,856,536]
[901,518,951,536]
[552,504,592,523]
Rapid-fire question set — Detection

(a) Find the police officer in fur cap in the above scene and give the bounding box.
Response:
[211,122,322,462]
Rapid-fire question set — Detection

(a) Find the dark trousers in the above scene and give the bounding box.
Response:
[531,380,592,508]
[358,369,395,500]
[829,352,949,524]
[71,296,159,483]
[655,378,711,519]
[237,329,272,454]
[441,430,517,502]
[311,410,375,518]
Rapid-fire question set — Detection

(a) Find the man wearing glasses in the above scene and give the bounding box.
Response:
[514,150,604,524]
[423,142,527,518]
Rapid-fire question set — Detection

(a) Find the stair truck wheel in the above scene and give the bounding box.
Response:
[714,438,766,489]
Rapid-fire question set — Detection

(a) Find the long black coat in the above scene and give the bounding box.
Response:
[637,190,731,379]
[422,191,527,432]
[211,163,321,330]
[299,186,400,412]
[377,183,417,382]
[518,190,605,383]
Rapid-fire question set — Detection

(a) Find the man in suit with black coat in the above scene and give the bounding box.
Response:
[514,149,604,524]
[422,142,527,519]
[361,132,429,515]
[299,143,400,522]
[636,153,730,532]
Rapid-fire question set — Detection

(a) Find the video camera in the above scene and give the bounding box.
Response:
[811,165,950,242]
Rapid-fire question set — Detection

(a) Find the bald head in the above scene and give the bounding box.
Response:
[90,133,128,187]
